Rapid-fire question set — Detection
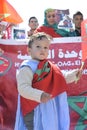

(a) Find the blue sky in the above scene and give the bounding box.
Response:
[7,0,87,27]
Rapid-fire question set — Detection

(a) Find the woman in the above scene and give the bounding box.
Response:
[35,8,75,37]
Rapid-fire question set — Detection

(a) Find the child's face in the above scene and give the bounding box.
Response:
[28,38,50,60]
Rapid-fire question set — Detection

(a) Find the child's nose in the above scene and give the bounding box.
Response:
[40,47,44,50]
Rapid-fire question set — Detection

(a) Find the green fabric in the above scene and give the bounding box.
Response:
[35,61,50,81]
[43,9,76,37]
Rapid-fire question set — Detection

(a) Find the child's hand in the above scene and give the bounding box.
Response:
[75,62,84,83]
[76,69,82,79]
[75,69,82,83]
[40,92,52,103]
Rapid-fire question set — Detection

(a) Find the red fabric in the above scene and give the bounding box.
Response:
[21,60,68,116]
[0,0,23,24]
[35,26,62,38]
[81,19,87,61]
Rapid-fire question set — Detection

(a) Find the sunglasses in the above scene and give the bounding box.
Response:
[47,15,55,18]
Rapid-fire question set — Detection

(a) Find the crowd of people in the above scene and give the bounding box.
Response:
[0,9,84,39]
[28,9,83,38]
[0,8,84,130]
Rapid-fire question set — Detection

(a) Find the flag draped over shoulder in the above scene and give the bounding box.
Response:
[21,60,68,115]
[33,60,68,95]
[81,19,87,62]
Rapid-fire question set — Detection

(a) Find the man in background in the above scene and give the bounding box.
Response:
[73,11,83,36]
[27,16,39,37]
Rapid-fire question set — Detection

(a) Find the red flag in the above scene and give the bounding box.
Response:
[21,60,68,115]
[81,19,87,62]
[0,0,23,24]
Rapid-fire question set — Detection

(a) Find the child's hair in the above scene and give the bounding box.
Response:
[28,32,52,48]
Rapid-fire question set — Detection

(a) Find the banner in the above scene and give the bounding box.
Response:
[0,37,87,130]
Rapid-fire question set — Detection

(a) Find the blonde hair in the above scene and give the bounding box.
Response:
[45,8,55,15]
[28,32,52,48]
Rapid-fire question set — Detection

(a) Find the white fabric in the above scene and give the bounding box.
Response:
[14,93,70,130]
[16,67,43,102]
[62,69,79,83]
[34,92,70,130]
[14,95,27,130]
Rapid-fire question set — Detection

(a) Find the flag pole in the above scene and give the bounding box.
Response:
[75,61,84,84]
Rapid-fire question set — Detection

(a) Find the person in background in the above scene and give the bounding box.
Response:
[35,8,75,38]
[0,21,6,39]
[0,21,17,39]
[27,16,39,37]
[73,11,83,36]
[15,32,82,130]
[0,48,4,54]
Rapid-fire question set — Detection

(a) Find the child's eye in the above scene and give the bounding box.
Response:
[44,47,48,49]
[36,46,40,48]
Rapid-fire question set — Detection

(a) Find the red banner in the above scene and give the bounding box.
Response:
[0,37,87,130]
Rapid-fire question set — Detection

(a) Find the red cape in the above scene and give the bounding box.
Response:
[21,60,68,115]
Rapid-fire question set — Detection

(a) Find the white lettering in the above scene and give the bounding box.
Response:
[57,61,72,67]
[75,60,81,66]
[15,62,20,67]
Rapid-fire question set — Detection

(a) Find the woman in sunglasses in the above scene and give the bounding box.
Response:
[35,8,75,37]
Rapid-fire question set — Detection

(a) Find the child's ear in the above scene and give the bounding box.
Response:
[27,47,31,55]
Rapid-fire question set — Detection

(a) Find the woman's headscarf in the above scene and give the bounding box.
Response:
[43,8,76,37]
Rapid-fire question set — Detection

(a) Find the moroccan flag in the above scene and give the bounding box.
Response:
[21,60,68,115]
[81,19,87,62]
[0,0,23,24]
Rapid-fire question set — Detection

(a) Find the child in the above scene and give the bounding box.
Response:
[16,32,81,130]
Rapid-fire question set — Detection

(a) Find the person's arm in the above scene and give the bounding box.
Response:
[62,69,82,84]
[16,67,43,102]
